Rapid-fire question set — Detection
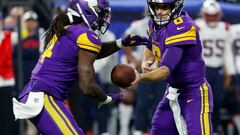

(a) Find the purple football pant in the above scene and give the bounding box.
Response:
[151,82,213,135]
[20,93,84,135]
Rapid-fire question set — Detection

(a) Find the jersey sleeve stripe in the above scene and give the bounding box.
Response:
[165,26,196,43]
[165,36,196,45]
[77,33,101,49]
[78,44,101,53]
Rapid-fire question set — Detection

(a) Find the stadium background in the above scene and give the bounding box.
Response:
[1,0,240,38]
[0,0,240,135]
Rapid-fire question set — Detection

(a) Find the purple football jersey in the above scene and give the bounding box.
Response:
[20,24,101,100]
[147,11,206,89]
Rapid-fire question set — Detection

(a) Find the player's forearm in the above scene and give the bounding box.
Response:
[97,41,121,59]
[78,68,107,102]
[140,66,170,82]
[87,83,108,102]
[142,48,154,62]
[79,80,107,102]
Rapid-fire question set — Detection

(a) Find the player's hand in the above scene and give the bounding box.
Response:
[131,69,141,86]
[142,60,154,73]
[108,92,124,102]
[98,92,123,108]
[121,34,150,47]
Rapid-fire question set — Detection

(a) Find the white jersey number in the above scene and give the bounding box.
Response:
[233,39,240,56]
[202,39,224,58]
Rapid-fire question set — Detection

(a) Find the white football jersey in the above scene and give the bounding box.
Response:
[195,19,235,75]
[230,24,240,74]
[94,30,117,83]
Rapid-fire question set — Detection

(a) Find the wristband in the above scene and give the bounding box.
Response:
[100,96,112,105]
[116,39,124,48]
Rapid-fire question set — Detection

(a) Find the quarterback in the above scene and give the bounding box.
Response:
[133,0,213,135]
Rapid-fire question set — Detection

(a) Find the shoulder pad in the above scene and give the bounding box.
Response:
[67,25,101,53]
[165,16,197,47]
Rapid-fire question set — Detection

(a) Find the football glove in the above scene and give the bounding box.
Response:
[116,34,150,48]
[98,92,123,108]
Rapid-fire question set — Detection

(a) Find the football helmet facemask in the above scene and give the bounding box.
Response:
[147,0,184,28]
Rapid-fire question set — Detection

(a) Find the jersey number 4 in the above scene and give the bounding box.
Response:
[41,35,58,63]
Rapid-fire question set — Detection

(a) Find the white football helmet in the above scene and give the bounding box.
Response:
[201,0,222,27]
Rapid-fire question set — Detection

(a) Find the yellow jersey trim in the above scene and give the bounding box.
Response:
[165,26,196,45]
[64,25,71,29]
[77,33,101,52]
[44,95,73,135]
[203,83,210,135]
[200,86,204,135]
[49,96,78,135]
[200,83,211,135]
[78,44,100,53]
[41,35,58,63]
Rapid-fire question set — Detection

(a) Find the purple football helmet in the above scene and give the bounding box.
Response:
[68,0,111,34]
[147,0,183,27]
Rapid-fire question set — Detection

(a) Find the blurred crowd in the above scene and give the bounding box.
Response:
[0,0,240,135]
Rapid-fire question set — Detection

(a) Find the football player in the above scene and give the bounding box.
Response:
[230,23,240,134]
[121,8,167,135]
[12,0,149,134]
[133,0,213,134]
[195,0,236,133]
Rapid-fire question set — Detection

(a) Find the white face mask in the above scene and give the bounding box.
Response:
[206,21,218,27]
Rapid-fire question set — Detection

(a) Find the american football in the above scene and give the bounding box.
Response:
[111,64,136,88]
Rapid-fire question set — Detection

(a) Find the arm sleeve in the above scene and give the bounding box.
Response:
[159,46,184,72]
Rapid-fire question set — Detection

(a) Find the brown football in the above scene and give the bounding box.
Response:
[111,64,136,88]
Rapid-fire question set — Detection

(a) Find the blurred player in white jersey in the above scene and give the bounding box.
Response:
[195,0,236,133]
[231,24,240,77]
[229,23,240,134]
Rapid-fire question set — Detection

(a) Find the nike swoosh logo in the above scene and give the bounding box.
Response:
[187,99,193,103]
[92,34,99,40]
[177,26,185,30]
